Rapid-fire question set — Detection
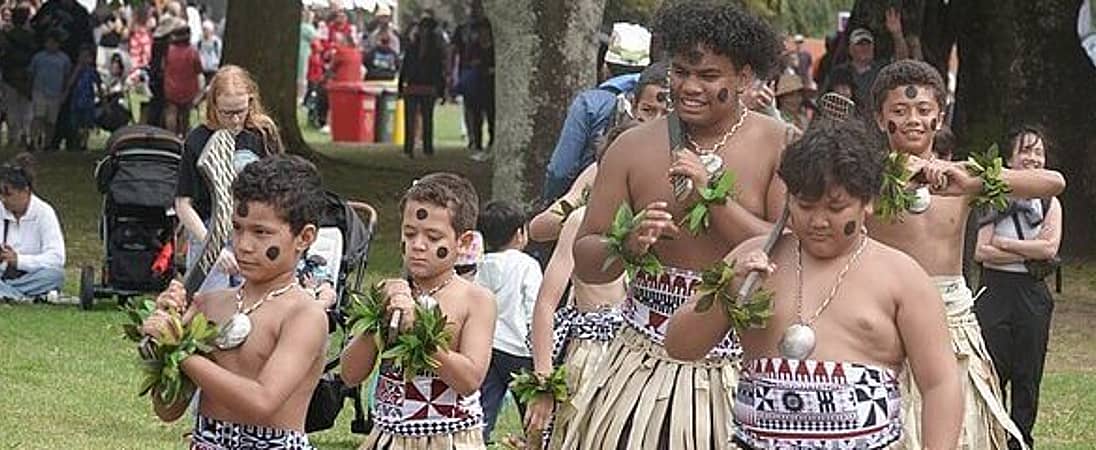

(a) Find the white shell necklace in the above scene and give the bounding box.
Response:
[214,281,298,351]
[779,234,869,360]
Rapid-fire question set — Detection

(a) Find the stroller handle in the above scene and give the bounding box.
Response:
[346,200,378,233]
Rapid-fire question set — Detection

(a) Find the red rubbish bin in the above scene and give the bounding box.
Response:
[327,81,376,143]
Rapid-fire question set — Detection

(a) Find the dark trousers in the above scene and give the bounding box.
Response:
[479,348,533,442]
[975,268,1054,449]
[403,94,435,156]
[464,88,494,151]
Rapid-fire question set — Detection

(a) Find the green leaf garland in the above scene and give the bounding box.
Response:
[875,152,919,223]
[965,144,1012,212]
[510,365,569,405]
[683,171,738,234]
[122,301,219,406]
[603,203,663,279]
[694,261,774,330]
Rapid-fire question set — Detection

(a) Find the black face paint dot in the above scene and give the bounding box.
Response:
[930,118,938,131]
[904,85,918,99]
[400,241,406,254]
[265,246,281,261]
[844,221,857,236]
[887,120,898,134]
[436,246,450,259]
[416,208,428,220]
[236,202,249,217]
[717,88,730,103]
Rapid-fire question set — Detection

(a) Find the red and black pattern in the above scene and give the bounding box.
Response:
[373,364,484,437]
[624,266,741,360]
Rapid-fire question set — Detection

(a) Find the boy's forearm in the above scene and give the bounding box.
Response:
[919,379,963,450]
[1002,168,1066,199]
[339,333,379,386]
[709,200,772,246]
[432,349,486,396]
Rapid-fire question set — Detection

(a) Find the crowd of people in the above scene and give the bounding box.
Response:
[299,1,494,159]
[0,1,1072,450]
[0,0,223,145]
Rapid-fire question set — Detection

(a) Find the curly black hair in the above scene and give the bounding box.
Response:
[477,200,526,253]
[870,60,946,114]
[779,119,884,203]
[401,172,480,234]
[654,1,783,79]
[232,154,325,234]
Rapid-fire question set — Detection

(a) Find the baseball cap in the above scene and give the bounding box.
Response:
[604,22,651,67]
[850,28,874,45]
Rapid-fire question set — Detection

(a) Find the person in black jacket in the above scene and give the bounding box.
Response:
[398,11,447,158]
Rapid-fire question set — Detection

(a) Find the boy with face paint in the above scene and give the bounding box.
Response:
[565,2,789,448]
[665,121,963,449]
[867,60,1063,449]
[341,173,497,449]
[141,155,328,449]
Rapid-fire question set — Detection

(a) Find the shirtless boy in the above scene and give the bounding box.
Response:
[564,2,788,447]
[666,120,963,449]
[143,155,329,449]
[866,59,1063,448]
[340,173,497,449]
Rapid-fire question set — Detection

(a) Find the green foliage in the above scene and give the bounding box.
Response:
[683,170,737,234]
[694,260,773,330]
[966,144,1012,212]
[875,152,918,223]
[509,366,569,404]
[379,303,454,382]
[123,309,219,406]
[603,203,664,278]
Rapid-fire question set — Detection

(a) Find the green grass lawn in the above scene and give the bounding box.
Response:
[1,107,1094,448]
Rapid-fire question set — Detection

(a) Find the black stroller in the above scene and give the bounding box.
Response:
[81,125,182,309]
[302,191,379,435]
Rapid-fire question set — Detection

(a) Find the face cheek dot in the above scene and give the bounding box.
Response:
[265,246,281,261]
[844,221,857,236]
[416,208,428,220]
[400,241,406,254]
[930,118,938,131]
[887,120,898,135]
[236,203,249,217]
[436,246,449,259]
[717,88,730,103]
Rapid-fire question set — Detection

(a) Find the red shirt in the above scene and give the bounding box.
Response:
[164,42,202,105]
[307,48,326,83]
[331,44,363,83]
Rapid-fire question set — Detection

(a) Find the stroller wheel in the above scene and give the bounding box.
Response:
[79,265,95,310]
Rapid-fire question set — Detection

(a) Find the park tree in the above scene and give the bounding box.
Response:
[483,0,608,203]
[222,0,312,156]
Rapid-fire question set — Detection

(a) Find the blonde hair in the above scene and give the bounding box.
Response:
[204,65,284,155]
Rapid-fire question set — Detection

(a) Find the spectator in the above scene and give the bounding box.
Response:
[398,12,447,158]
[451,0,493,154]
[29,30,71,151]
[0,153,65,303]
[298,8,317,100]
[822,9,909,111]
[1,4,37,149]
[162,20,201,136]
[175,65,283,292]
[95,13,126,74]
[128,7,153,71]
[304,39,328,128]
[974,127,1062,450]
[104,52,127,95]
[197,19,221,84]
[65,45,99,150]
[540,22,652,202]
[792,33,813,80]
[364,3,399,55]
[364,33,399,81]
[474,200,541,443]
[775,72,810,131]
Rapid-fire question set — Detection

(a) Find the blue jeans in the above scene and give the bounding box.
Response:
[0,267,65,301]
[479,348,533,442]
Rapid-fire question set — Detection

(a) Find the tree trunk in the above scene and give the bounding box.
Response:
[484,0,607,204]
[222,0,311,157]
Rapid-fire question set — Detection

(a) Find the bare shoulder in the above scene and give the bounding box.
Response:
[455,278,495,309]
[867,238,933,284]
[747,111,796,151]
[284,290,328,328]
[603,116,665,162]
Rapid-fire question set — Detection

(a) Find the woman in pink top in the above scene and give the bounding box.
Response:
[129,11,153,71]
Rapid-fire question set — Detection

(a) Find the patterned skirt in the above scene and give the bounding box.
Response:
[358,427,485,450]
[191,414,313,449]
[898,277,1027,450]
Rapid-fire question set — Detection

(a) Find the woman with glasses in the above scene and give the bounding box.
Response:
[174,64,283,292]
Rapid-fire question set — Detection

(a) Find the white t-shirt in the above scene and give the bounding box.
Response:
[475,249,542,358]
